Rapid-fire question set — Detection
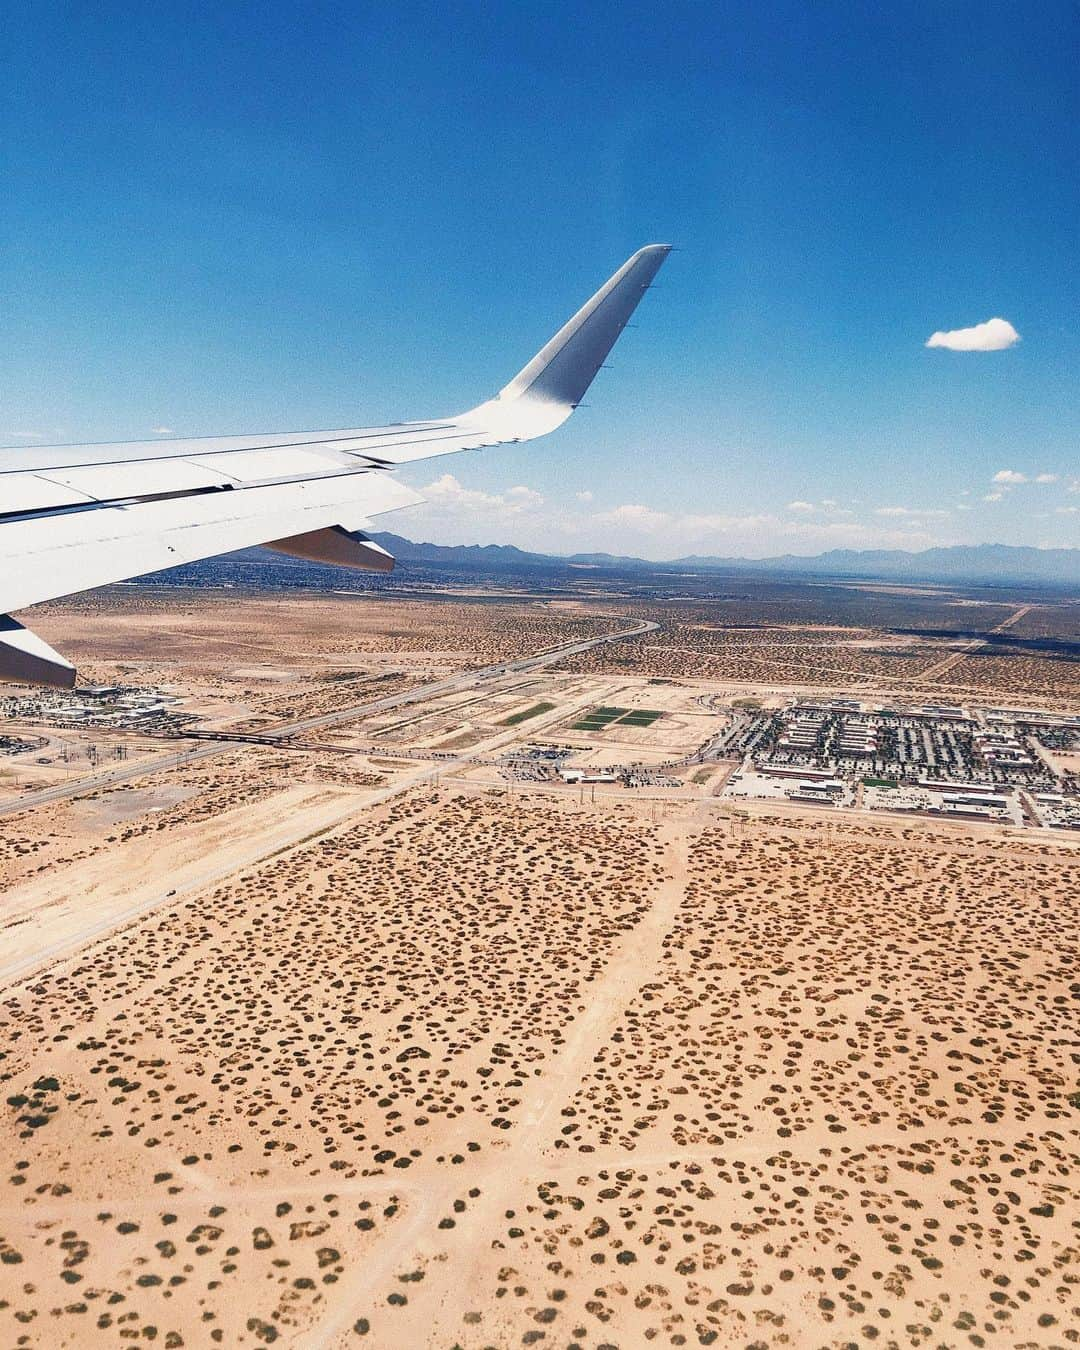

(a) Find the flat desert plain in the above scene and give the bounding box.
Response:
[0,585,1077,1349]
[1,790,1076,1349]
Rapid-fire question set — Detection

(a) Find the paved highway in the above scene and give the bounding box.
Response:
[0,742,229,820]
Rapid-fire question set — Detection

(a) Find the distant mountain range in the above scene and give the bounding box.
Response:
[368,533,1080,587]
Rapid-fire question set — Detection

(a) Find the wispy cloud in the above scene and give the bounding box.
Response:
[993,468,1027,484]
[504,484,544,507]
[926,317,1020,352]
[1034,472,1058,484]
[574,490,594,503]
[401,475,972,560]
[151,425,174,435]
[583,504,947,554]
[680,511,775,533]
[592,503,671,532]
[412,472,544,524]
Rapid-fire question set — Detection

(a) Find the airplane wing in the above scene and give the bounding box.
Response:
[0,244,670,685]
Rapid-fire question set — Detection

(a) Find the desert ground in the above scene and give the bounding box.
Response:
[1,582,1077,1348]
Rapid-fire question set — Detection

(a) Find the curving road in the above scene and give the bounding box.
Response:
[0,618,657,821]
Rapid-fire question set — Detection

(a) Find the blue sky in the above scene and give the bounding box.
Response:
[3,1,1077,557]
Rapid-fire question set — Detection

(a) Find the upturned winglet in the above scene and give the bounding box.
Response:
[458,244,671,444]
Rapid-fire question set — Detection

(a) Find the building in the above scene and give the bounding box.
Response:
[919,777,1000,795]
[939,802,1000,820]
[837,723,877,756]
[559,767,617,784]
[942,792,1009,810]
[758,763,838,781]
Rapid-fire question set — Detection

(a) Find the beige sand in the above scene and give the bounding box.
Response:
[0,588,1076,1348]
[1,790,1075,1348]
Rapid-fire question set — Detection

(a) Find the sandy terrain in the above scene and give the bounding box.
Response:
[554,607,1079,709]
[0,587,1076,1348]
[0,783,379,984]
[1,788,1076,1348]
[23,590,618,726]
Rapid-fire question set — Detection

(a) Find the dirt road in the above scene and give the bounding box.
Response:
[917,602,1033,681]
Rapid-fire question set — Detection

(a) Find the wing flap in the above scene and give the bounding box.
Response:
[264,527,396,572]
[203,447,346,482]
[0,617,77,688]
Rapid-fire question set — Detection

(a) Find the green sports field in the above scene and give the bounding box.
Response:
[571,706,664,732]
[500,701,557,727]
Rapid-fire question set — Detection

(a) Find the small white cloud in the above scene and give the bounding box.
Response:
[993,469,1027,484]
[505,484,544,507]
[680,511,774,533]
[592,503,671,532]
[873,506,950,519]
[926,317,1020,352]
[1034,472,1058,484]
[414,472,544,522]
[151,425,174,435]
[575,490,594,503]
[983,491,1004,502]
[786,500,815,513]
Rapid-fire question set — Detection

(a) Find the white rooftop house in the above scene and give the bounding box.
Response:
[838,735,876,755]
[982,749,1034,767]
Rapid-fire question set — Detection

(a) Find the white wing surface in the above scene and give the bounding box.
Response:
[0,244,669,685]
